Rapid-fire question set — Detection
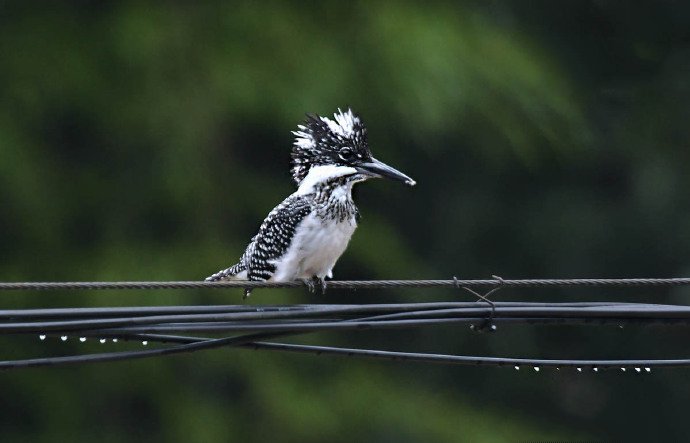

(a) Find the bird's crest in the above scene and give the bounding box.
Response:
[291,108,370,185]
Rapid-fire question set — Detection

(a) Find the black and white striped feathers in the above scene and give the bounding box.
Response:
[206,194,313,282]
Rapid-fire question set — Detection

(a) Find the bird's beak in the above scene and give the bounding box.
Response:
[356,157,416,186]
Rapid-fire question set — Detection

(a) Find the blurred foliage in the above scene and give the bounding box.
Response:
[0,1,689,441]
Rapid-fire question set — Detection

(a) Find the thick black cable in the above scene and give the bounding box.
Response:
[246,342,688,370]
[0,279,689,370]
[3,301,688,370]
[3,304,690,334]
[0,330,300,369]
[0,302,638,320]
[8,331,685,371]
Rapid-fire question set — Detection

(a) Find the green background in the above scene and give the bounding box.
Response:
[1,1,689,441]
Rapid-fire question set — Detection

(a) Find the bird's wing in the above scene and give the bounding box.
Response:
[246,194,313,281]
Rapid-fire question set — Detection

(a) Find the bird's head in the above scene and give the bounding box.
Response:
[291,108,416,187]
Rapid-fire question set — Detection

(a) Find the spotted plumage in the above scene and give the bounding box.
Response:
[207,195,313,282]
[206,108,415,297]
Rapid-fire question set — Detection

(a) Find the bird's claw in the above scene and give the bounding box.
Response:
[302,276,327,295]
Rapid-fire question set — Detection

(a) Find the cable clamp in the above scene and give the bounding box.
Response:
[454,275,504,333]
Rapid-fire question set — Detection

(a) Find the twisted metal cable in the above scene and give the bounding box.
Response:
[1,277,690,291]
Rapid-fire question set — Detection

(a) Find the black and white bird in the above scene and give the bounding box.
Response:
[206,108,415,297]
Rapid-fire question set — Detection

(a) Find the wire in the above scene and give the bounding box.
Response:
[1,278,689,370]
[3,302,690,335]
[0,302,644,320]
[1,277,690,291]
[4,330,684,371]
[0,331,297,369]
[0,301,688,369]
[247,342,687,371]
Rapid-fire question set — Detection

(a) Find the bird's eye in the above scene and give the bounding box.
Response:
[339,148,355,161]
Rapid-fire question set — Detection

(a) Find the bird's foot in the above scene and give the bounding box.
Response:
[302,277,316,293]
[317,276,327,295]
[301,276,327,295]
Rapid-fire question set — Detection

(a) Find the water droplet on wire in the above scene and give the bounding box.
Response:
[514,365,520,371]
[79,337,86,342]
[576,367,582,372]
[39,335,46,341]
[112,338,118,343]
[60,336,68,341]
[644,367,651,373]
[99,338,106,344]
[533,366,540,372]
[142,341,148,346]
[635,367,641,373]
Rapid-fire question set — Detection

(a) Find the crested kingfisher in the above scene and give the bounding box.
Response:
[206,108,415,297]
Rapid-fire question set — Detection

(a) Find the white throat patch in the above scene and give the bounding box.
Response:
[296,165,358,195]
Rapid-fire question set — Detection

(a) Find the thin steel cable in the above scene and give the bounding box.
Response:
[1,277,690,291]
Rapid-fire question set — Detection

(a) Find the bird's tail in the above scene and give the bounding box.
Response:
[205,262,247,281]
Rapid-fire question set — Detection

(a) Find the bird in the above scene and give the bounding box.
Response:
[206,108,415,297]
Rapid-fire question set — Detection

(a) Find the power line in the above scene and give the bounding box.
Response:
[1,278,689,370]
[3,302,690,334]
[0,331,293,370]
[1,277,690,291]
[1,301,689,370]
[3,331,684,371]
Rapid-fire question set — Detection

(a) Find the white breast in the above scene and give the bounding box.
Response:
[270,213,357,281]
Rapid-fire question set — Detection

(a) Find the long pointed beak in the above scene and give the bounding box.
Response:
[356,157,416,186]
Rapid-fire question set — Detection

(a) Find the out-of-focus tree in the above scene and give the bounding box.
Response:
[0,1,688,441]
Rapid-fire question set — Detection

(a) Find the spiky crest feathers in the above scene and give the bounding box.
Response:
[291,108,371,185]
